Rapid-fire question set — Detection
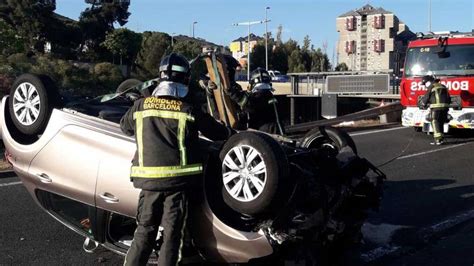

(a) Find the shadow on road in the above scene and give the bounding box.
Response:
[370,179,474,227]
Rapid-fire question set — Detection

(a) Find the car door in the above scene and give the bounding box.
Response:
[95,132,139,218]
[29,125,103,206]
[28,124,107,236]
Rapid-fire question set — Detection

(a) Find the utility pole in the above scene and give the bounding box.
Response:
[428,0,432,32]
[322,41,328,71]
[192,21,198,38]
[171,32,176,47]
[265,7,271,70]
[233,20,264,81]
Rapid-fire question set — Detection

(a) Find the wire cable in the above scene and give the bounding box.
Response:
[376,129,417,168]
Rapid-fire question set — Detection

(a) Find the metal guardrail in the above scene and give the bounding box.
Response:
[288,70,400,96]
[285,101,403,134]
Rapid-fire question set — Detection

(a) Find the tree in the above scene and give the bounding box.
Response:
[288,50,305,73]
[283,39,298,55]
[102,28,142,65]
[0,0,56,52]
[249,42,266,71]
[270,45,288,73]
[335,62,349,71]
[0,19,25,56]
[302,35,311,52]
[79,2,131,61]
[276,24,283,45]
[133,32,171,80]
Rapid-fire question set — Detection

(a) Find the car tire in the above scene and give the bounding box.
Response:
[116,78,149,97]
[8,74,60,136]
[301,126,358,154]
[219,132,290,216]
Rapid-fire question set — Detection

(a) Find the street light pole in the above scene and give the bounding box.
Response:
[171,32,176,47]
[192,21,198,38]
[233,20,264,81]
[265,7,270,70]
[428,0,432,32]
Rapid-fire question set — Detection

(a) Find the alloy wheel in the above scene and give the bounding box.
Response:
[222,145,267,202]
[12,82,41,126]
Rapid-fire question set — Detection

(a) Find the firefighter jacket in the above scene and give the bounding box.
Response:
[421,82,451,109]
[226,83,283,134]
[120,95,232,191]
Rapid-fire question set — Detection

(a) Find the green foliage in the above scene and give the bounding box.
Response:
[171,39,205,89]
[0,19,25,56]
[1,54,123,96]
[92,62,123,93]
[249,42,266,71]
[133,31,171,80]
[79,2,131,62]
[0,0,55,52]
[335,62,349,71]
[270,45,288,73]
[288,50,305,73]
[102,28,142,65]
[276,24,283,45]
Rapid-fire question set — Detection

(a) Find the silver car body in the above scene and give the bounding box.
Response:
[0,96,273,263]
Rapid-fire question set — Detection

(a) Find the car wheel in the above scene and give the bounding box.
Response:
[301,126,357,155]
[116,78,149,97]
[219,132,290,215]
[8,74,60,136]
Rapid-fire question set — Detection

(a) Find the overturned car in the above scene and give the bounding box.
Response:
[1,59,384,264]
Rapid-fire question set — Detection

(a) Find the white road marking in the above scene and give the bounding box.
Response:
[0,181,22,187]
[428,208,474,233]
[361,208,474,262]
[360,245,401,262]
[350,126,407,136]
[361,223,408,245]
[397,143,469,160]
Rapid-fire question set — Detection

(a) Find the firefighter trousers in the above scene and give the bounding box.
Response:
[430,108,449,142]
[124,189,188,266]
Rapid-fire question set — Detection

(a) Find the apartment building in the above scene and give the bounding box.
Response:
[336,4,416,73]
[229,33,263,68]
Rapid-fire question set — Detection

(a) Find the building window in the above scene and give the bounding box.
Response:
[346,16,357,31]
[374,15,385,29]
[345,40,356,54]
[373,39,385,53]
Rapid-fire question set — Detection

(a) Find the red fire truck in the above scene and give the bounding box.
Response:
[401,31,474,131]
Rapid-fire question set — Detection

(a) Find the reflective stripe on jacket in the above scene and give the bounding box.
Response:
[422,82,451,109]
[120,95,231,191]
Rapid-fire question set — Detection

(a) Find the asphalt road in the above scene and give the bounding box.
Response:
[1,126,474,265]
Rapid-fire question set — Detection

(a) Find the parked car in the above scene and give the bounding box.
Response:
[0,73,384,264]
[268,70,290,83]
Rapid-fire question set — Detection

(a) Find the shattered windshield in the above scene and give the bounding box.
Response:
[404,44,474,77]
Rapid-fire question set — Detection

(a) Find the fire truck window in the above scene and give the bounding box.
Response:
[405,45,474,77]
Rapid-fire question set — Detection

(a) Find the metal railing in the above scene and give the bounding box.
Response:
[288,70,400,96]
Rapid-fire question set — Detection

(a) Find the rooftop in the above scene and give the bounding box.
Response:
[232,33,263,42]
[338,4,393,18]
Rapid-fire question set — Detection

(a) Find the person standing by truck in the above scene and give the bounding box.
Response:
[120,53,233,266]
[421,75,451,145]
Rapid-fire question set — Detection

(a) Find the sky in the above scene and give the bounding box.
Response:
[56,0,474,65]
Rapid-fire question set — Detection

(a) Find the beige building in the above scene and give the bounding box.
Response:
[336,4,415,73]
[229,34,263,68]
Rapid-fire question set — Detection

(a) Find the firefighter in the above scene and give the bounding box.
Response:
[421,75,451,145]
[120,53,233,266]
[225,67,285,135]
